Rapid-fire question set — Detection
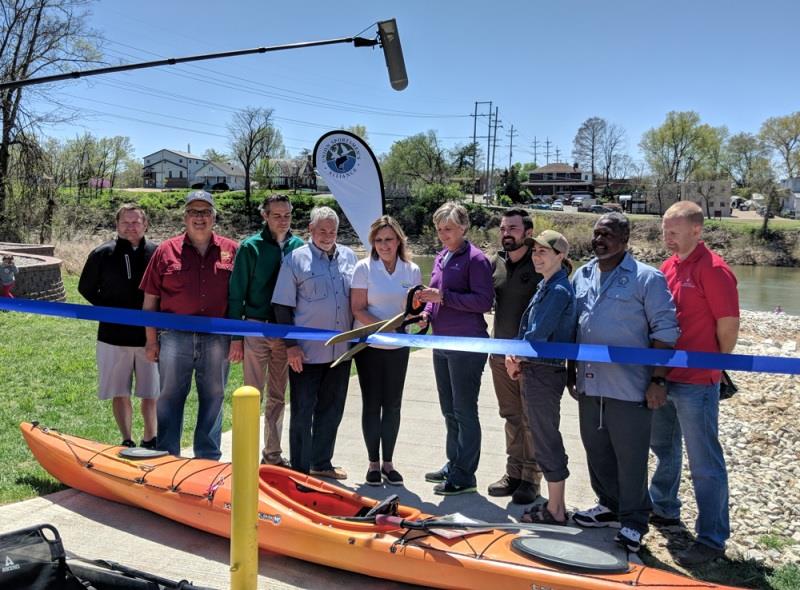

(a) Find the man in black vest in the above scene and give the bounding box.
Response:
[487,208,543,504]
[79,204,159,447]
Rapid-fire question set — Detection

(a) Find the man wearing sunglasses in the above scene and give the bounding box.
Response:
[140,190,238,460]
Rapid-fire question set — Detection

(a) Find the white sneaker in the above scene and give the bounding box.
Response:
[572,504,621,528]
[615,527,642,552]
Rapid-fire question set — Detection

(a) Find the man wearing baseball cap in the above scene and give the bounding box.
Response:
[140,190,239,460]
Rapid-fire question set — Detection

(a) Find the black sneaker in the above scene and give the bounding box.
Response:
[381,468,404,486]
[650,512,682,527]
[511,480,540,505]
[121,439,135,448]
[573,504,621,528]
[615,527,642,552]
[433,482,477,496]
[365,469,382,486]
[140,437,157,450]
[487,474,521,497]
[424,467,448,483]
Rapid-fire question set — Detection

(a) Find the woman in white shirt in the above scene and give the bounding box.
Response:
[351,215,422,486]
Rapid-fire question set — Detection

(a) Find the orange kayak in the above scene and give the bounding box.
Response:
[21,422,741,590]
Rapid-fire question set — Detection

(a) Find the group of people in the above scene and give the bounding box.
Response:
[79,190,738,565]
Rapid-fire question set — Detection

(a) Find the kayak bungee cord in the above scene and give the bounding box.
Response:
[30,423,233,500]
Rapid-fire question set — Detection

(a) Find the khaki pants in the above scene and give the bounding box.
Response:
[243,329,289,463]
[489,354,542,485]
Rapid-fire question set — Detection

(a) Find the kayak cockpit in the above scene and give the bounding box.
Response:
[258,465,422,528]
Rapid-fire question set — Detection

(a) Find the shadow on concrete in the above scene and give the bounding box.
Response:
[46,489,426,589]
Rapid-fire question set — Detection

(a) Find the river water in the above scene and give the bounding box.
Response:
[412,256,800,316]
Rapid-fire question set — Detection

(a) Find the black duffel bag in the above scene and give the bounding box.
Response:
[0,524,216,590]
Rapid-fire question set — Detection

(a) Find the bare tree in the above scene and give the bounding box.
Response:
[228,106,283,215]
[572,117,606,177]
[0,0,102,229]
[611,153,635,180]
[599,123,626,188]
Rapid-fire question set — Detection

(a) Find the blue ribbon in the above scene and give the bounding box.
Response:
[1,297,798,375]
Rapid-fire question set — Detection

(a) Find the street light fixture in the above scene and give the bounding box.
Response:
[0,19,408,91]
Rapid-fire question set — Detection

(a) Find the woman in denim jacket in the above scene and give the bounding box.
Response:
[506,230,576,524]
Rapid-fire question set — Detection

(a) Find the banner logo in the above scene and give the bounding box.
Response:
[313,130,386,247]
[324,140,359,176]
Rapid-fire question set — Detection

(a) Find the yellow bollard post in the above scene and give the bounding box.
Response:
[230,385,261,590]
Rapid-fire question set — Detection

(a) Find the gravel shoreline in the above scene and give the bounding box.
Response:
[648,310,800,567]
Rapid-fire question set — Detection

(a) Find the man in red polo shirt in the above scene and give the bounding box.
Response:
[140,190,238,460]
[649,200,739,566]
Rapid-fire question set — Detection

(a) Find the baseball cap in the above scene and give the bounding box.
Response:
[185,190,215,208]
[533,229,569,255]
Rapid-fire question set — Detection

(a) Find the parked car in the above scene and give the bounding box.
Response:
[590,205,613,214]
[551,200,564,211]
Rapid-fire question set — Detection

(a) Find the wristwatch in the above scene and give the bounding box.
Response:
[650,376,667,387]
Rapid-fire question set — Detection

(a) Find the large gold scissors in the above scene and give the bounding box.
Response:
[325,285,428,367]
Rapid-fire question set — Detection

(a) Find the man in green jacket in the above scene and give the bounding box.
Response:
[228,194,304,465]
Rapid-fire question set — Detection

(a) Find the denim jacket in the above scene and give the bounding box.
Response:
[516,267,576,366]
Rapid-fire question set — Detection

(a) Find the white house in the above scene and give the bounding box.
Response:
[645,180,732,217]
[194,161,247,191]
[142,150,207,188]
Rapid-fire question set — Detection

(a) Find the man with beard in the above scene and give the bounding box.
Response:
[487,208,543,505]
[140,191,238,460]
[570,212,678,555]
[79,204,158,448]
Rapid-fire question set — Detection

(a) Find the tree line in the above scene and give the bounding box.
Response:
[2,1,799,244]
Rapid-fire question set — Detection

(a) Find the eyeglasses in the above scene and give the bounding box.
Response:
[185,208,214,218]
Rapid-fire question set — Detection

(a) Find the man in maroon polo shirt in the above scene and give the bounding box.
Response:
[140,190,239,460]
[649,200,739,565]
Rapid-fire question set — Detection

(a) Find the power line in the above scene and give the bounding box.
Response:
[90,78,473,143]
[103,40,470,120]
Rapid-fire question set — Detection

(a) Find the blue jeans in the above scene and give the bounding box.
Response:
[432,349,487,488]
[288,362,350,474]
[649,382,729,550]
[157,331,230,460]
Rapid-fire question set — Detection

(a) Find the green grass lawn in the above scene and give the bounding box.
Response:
[0,274,242,504]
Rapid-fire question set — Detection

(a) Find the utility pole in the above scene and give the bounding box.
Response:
[544,137,552,165]
[531,136,539,165]
[489,107,502,198]
[507,124,517,169]
[472,102,478,195]
[470,101,492,200]
[554,146,561,163]
[485,102,493,198]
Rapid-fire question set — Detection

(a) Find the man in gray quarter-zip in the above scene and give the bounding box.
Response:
[79,204,159,449]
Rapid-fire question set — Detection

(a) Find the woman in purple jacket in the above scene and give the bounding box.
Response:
[418,202,494,495]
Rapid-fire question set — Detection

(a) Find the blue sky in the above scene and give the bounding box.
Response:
[42,0,800,166]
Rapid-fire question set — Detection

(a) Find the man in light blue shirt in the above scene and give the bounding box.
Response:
[569,213,679,554]
[272,206,357,479]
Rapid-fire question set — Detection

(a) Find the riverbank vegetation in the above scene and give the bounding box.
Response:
[32,185,800,272]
